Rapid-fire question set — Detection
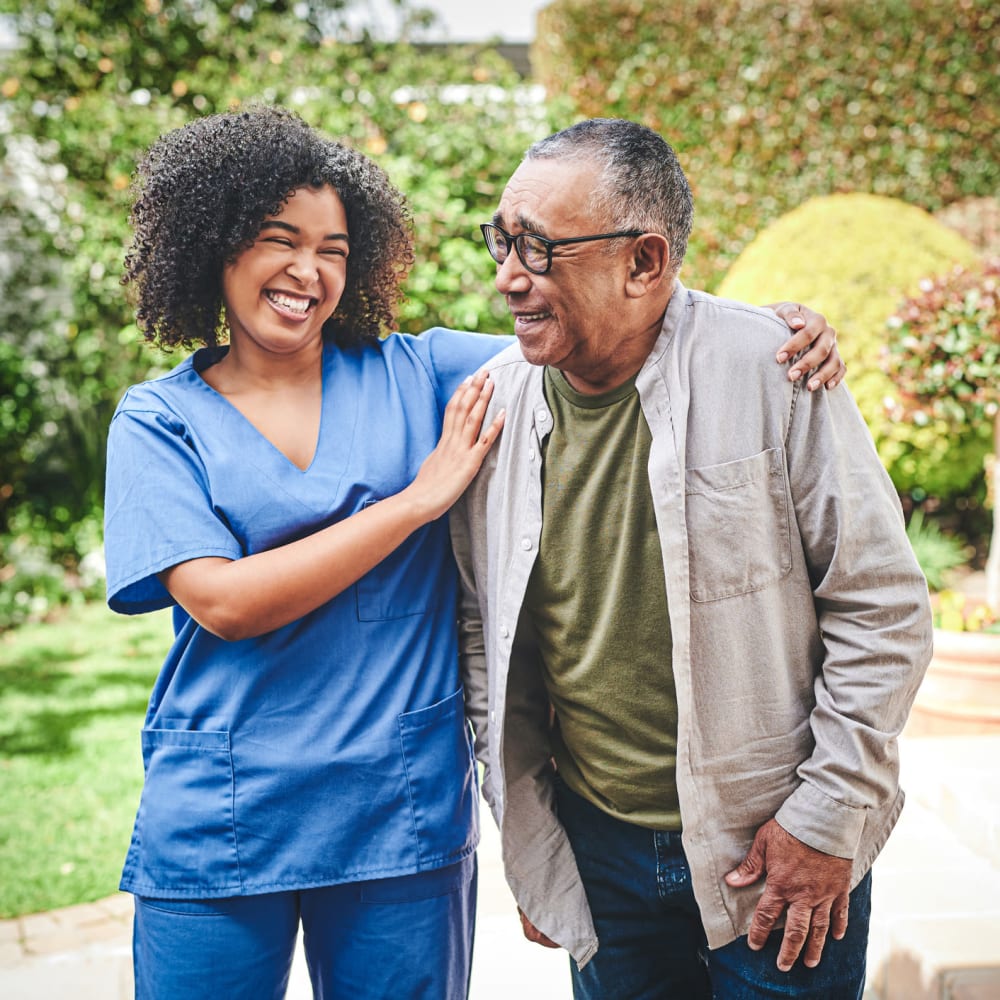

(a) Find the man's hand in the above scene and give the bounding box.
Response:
[724,819,852,972]
[769,302,846,391]
[518,908,561,949]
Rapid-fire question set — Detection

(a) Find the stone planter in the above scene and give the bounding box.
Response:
[907,628,1000,736]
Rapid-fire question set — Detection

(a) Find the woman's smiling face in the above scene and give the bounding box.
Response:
[221,185,350,357]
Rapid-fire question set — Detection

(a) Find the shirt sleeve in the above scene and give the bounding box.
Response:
[104,393,244,615]
[774,379,933,857]
[417,327,513,408]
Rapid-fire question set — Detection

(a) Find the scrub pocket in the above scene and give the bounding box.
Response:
[131,727,242,892]
[398,688,478,866]
[356,499,436,621]
[686,447,791,603]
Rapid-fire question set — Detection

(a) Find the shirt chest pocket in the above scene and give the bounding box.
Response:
[685,448,791,603]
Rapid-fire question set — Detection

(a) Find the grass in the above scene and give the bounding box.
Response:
[0,601,172,918]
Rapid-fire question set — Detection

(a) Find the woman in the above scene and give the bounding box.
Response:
[104,105,842,1000]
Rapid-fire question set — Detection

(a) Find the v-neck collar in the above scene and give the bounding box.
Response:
[190,345,327,474]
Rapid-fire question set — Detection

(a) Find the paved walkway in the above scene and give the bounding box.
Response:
[3,734,999,999]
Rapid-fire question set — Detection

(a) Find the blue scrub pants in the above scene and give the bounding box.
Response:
[555,779,871,1000]
[132,853,476,1000]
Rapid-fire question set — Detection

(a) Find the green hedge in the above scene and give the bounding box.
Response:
[533,0,999,292]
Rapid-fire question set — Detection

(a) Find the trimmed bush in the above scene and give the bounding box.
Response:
[533,0,999,291]
[717,193,982,497]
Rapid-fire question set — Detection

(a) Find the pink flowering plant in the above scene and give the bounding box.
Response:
[883,259,1000,616]
[884,260,1000,424]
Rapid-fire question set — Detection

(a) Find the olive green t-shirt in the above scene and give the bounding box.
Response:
[524,366,680,829]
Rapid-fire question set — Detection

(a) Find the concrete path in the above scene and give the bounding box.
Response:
[2,734,998,999]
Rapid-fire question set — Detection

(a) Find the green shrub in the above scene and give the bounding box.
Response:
[716,193,983,498]
[0,508,105,629]
[533,0,999,291]
[905,510,971,592]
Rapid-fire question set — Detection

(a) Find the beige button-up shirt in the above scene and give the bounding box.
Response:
[451,284,933,965]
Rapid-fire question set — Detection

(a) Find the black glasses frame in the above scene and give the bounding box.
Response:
[479,223,644,275]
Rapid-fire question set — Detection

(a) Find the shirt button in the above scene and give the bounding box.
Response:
[521,537,532,550]
[528,448,536,461]
[490,711,496,723]
[500,625,509,638]
[536,408,548,422]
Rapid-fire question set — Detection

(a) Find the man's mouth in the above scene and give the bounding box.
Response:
[512,309,552,331]
[265,290,316,316]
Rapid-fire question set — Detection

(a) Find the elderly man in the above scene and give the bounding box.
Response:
[451,119,932,999]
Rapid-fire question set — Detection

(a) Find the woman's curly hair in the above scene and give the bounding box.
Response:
[123,105,414,349]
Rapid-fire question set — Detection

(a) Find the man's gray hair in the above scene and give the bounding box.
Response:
[526,119,694,275]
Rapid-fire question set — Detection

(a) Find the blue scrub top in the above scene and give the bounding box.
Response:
[104,328,507,898]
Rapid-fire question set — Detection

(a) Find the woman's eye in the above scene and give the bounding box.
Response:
[321,247,347,258]
[263,237,293,247]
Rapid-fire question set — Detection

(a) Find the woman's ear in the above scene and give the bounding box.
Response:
[625,233,671,298]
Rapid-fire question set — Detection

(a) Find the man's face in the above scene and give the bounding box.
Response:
[491,157,640,393]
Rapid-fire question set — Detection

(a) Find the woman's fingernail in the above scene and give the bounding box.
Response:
[788,368,801,380]
[776,352,789,363]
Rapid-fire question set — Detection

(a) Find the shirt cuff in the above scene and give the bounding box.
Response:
[774,780,866,859]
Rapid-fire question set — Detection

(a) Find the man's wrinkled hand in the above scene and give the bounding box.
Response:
[724,819,852,972]
[518,907,560,949]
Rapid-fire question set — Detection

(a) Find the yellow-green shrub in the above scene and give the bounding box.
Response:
[717,193,984,497]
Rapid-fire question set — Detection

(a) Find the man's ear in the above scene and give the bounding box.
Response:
[625,233,671,297]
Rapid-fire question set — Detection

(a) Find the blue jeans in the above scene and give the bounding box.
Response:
[132,853,476,999]
[555,779,871,1000]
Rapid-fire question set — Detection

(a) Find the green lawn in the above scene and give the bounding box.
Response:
[0,601,171,918]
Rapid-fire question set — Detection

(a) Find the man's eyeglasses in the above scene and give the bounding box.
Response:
[479,223,644,276]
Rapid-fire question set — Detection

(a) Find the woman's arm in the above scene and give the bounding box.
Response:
[160,370,504,641]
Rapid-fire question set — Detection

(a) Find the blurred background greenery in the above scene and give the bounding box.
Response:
[0,0,998,915]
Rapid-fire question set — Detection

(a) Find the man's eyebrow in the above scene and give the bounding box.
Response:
[490,212,548,237]
[260,220,350,242]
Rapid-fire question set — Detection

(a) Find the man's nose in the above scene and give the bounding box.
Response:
[494,250,532,295]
